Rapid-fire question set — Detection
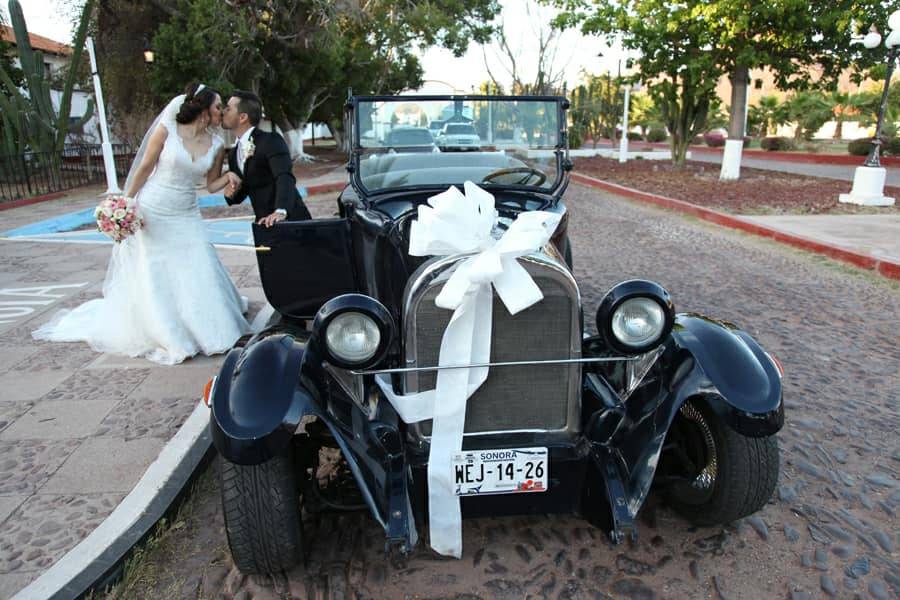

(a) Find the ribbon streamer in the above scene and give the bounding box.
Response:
[376,181,561,557]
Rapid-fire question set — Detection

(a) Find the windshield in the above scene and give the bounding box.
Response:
[353,96,566,197]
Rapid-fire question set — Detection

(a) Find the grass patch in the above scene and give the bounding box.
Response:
[91,463,220,599]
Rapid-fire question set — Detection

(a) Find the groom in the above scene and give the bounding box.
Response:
[221,90,311,226]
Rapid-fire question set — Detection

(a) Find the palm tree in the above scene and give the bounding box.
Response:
[829,91,855,141]
[748,95,788,137]
[784,92,833,141]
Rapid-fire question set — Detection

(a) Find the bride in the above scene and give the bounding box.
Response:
[33,82,251,365]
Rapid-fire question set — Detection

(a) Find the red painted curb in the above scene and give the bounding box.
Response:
[640,142,900,167]
[571,172,899,281]
[0,191,70,212]
[306,181,346,195]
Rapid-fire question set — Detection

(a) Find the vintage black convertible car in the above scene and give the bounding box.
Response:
[208,95,784,574]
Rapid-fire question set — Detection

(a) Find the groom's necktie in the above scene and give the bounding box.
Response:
[235,140,243,171]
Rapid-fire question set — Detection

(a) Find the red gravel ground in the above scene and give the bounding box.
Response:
[575,156,900,215]
[291,145,345,180]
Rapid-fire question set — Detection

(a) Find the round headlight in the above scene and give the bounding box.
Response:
[596,280,675,355]
[325,312,381,364]
[611,297,666,347]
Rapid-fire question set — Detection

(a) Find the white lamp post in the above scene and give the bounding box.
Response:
[839,13,900,206]
[85,37,121,195]
[618,81,641,163]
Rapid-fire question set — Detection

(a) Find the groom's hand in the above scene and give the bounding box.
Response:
[258,210,286,228]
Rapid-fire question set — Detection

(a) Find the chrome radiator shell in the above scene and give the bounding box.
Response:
[402,249,582,439]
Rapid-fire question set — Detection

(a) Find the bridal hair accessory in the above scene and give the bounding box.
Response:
[195,83,206,94]
[375,181,561,558]
[95,195,143,243]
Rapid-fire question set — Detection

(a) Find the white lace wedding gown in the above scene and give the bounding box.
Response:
[33,122,251,365]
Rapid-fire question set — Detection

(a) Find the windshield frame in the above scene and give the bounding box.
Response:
[347,94,570,204]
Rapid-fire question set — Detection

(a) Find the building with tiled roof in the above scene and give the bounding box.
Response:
[1,24,72,56]
[1,25,100,143]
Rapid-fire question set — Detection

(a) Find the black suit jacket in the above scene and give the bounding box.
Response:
[225,128,311,221]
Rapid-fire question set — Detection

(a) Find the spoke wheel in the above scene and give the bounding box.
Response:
[662,400,779,526]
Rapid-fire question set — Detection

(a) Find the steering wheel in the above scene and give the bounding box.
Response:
[481,167,547,186]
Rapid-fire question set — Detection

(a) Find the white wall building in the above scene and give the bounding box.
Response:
[2,25,101,145]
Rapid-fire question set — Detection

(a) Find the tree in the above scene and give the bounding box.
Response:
[784,91,833,141]
[569,70,624,146]
[0,0,95,155]
[553,1,725,166]
[139,0,499,160]
[0,10,24,154]
[628,90,660,138]
[484,0,567,96]
[851,80,900,139]
[551,1,897,174]
[747,95,788,137]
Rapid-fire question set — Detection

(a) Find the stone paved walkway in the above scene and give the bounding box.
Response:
[0,182,343,599]
[110,182,900,600]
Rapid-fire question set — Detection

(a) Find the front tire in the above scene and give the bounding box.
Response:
[221,451,304,574]
[663,400,779,526]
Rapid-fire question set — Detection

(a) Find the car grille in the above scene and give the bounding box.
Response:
[404,253,580,436]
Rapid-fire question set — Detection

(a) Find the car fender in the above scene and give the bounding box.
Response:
[210,333,308,465]
[669,313,784,437]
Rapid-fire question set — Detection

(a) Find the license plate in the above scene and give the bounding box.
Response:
[452,447,548,496]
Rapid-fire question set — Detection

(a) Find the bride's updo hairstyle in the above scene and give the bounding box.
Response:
[175,82,221,125]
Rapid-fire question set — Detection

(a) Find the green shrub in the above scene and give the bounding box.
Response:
[691,135,703,145]
[647,128,667,142]
[883,138,900,156]
[760,137,795,151]
[627,131,642,141]
[847,138,872,156]
[567,126,584,150]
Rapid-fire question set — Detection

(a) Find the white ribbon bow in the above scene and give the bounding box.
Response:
[376,181,561,557]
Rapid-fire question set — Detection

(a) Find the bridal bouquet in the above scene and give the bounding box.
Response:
[95,195,143,243]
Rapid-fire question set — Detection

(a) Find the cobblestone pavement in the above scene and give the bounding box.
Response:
[119,182,899,600]
[0,190,342,599]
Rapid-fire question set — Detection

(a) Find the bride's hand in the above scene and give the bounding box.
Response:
[225,172,242,197]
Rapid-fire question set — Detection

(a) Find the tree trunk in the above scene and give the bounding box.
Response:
[720,65,748,181]
[834,118,843,140]
[283,127,313,163]
[329,123,347,153]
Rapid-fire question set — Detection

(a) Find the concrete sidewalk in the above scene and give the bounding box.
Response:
[741,214,900,264]
[687,152,900,186]
[0,176,345,598]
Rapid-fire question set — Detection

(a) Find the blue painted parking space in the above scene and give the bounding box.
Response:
[0,187,308,247]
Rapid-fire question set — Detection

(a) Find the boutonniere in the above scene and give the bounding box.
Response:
[245,137,256,160]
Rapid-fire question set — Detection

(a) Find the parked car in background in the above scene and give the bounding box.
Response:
[437,122,481,151]
[428,119,446,137]
[382,126,439,152]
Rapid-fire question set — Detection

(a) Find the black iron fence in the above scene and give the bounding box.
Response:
[0,144,134,203]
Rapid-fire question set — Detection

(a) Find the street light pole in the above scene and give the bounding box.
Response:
[85,37,121,195]
[839,13,900,206]
[864,45,897,168]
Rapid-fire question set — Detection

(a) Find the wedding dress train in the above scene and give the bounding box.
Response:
[33,121,251,365]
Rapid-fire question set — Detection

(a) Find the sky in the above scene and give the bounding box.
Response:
[6,0,630,92]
